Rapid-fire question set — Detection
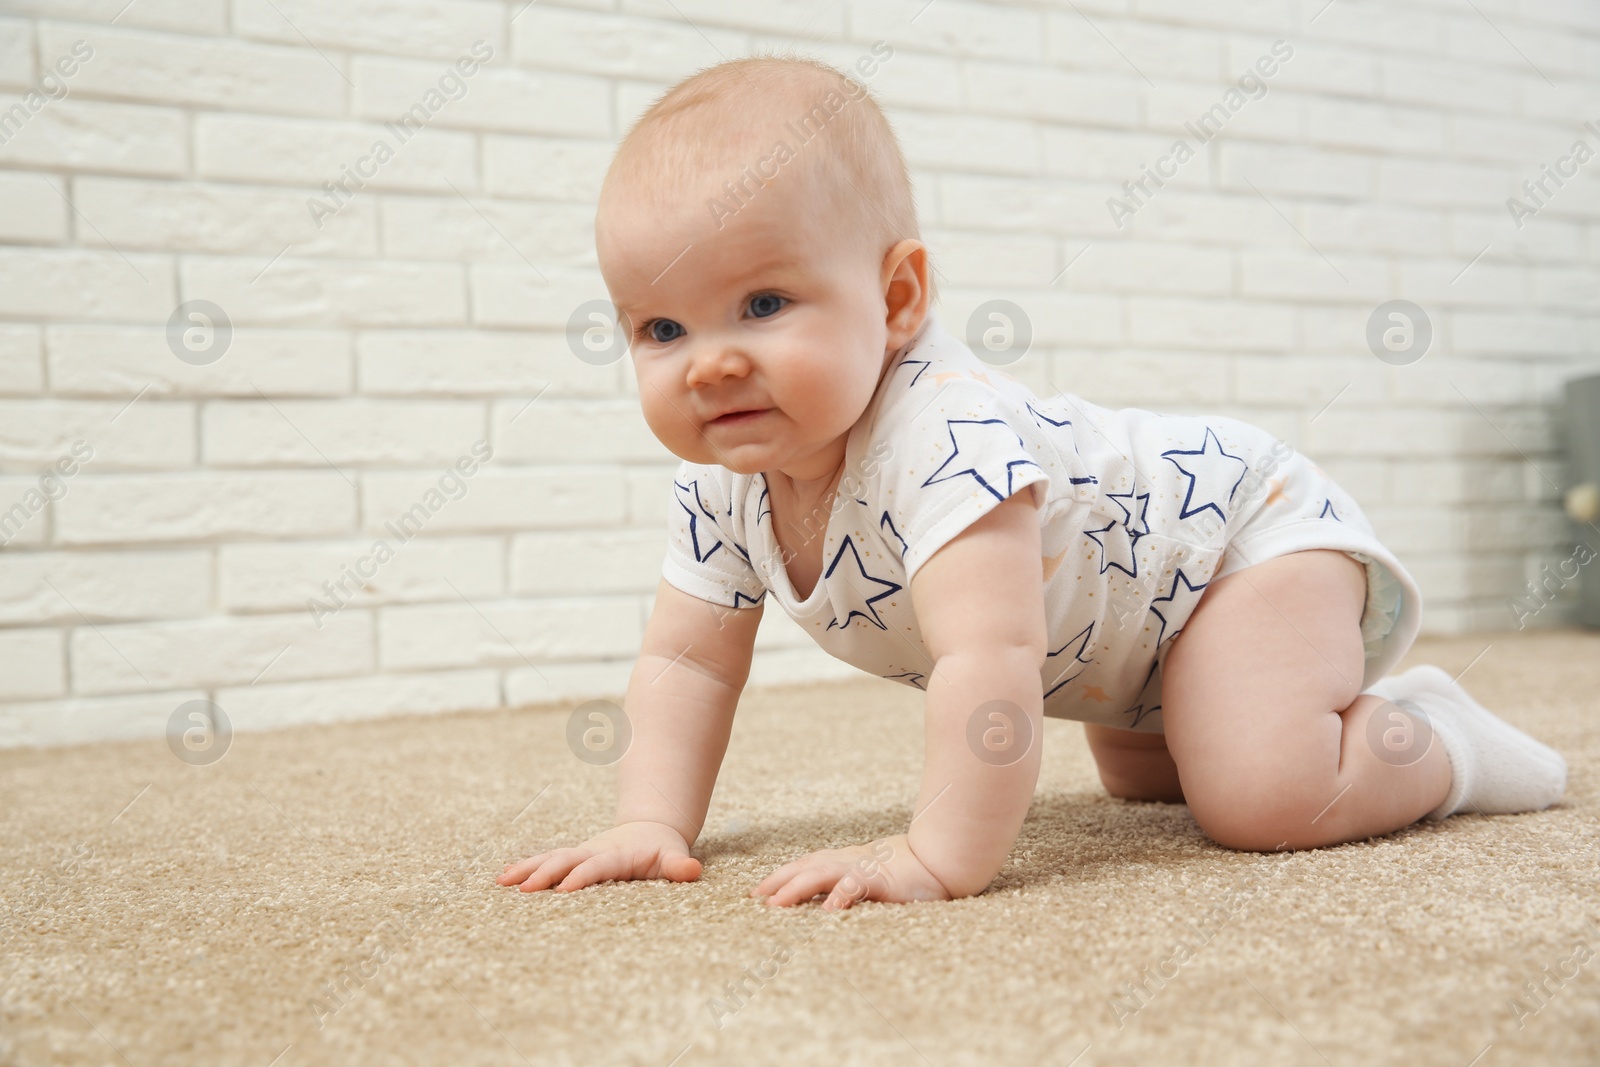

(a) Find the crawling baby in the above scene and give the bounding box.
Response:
[499,55,1567,909]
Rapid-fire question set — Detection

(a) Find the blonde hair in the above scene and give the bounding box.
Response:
[600,50,935,303]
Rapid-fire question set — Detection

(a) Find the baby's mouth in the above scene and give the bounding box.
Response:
[708,408,771,427]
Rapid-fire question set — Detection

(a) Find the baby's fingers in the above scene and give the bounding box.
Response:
[509,849,589,893]
[554,850,635,892]
[497,853,551,885]
[762,867,840,908]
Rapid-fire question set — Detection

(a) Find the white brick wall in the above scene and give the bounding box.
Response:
[1,0,1598,746]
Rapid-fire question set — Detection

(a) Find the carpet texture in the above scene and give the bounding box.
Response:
[2,630,1596,1067]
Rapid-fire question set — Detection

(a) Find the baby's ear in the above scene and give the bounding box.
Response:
[881,239,930,348]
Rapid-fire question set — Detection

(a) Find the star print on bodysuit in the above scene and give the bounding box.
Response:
[923,418,1044,502]
[1044,621,1095,699]
[673,478,725,563]
[1148,566,1209,648]
[824,535,901,631]
[1161,426,1249,525]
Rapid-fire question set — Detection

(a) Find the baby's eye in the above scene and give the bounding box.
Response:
[748,293,786,318]
[642,319,684,344]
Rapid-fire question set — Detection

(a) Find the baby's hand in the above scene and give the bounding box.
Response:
[750,834,952,910]
[497,820,702,894]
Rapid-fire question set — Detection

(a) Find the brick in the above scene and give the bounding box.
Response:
[220,536,504,612]
[354,55,608,137]
[196,114,476,192]
[1304,97,1448,155]
[378,596,640,668]
[1395,257,1530,308]
[233,0,505,60]
[1131,0,1293,34]
[744,646,859,688]
[511,529,662,595]
[0,248,175,322]
[55,473,357,544]
[0,628,64,700]
[944,290,1122,348]
[1380,55,1522,114]
[202,400,484,467]
[1389,459,1531,505]
[1231,354,1384,408]
[511,9,749,79]
[921,230,1057,288]
[362,468,626,536]
[1048,16,1223,82]
[965,62,1142,129]
[0,549,211,624]
[621,0,843,36]
[1240,248,1390,302]
[357,329,620,397]
[1299,202,1448,255]
[469,266,610,329]
[851,0,1045,61]
[0,1,226,35]
[0,690,207,748]
[177,255,466,327]
[0,477,47,546]
[1128,297,1294,351]
[1453,311,1590,358]
[0,325,42,394]
[941,174,1120,237]
[1219,143,1374,199]
[624,465,677,528]
[46,325,353,397]
[1229,38,1379,99]
[216,669,503,732]
[1040,127,1192,184]
[73,177,378,258]
[0,171,67,242]
[483,135,615,202]
[1376,158,1510,208]
[888,110,1037,177]
[505,660,632,706]
[1144,79,1297,143]
[0,17,31,88]
[0,97,186,176]
[1068,241,1231,295]
[70,610,374,694]
[492,399,670,464]
[380,194,593,264]
[0,400,195,468]
[36,21,346,117]
[1056,350,1232,406]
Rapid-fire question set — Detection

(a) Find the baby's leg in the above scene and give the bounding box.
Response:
[1159,549,1452,851]
[1083,723,1185,803]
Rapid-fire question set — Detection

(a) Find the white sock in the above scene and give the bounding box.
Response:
[1367,665,1567,821]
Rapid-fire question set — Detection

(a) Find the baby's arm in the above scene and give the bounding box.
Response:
[498,577,760,893]
[752,489,1047,906]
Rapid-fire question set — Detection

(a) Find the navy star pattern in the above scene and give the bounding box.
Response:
[1161,427,1248,525]
[824,535,901,632]
[1084,487,1152,579]
[922,418,1043,502]
[1027,400,1096,479]
[896,359,933,387]
[883,669,926,691]
[1148,566,1209,648]
[1043,622,1095,700]
[879,511,909,561]
[1122,661,1162,729]
[1320,498,1342,521]
[673,478,725,564]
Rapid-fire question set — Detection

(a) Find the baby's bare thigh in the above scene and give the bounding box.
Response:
[1084,723,1184,802]
[1159,548,1368,796]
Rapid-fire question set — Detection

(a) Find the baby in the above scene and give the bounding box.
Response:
[499,55,1568,909]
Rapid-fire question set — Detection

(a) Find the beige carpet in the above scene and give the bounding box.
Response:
[2,630,1596,1067]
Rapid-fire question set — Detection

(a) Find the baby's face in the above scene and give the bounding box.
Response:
[598,168,894,481]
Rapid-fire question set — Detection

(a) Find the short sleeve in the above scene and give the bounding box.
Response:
[876,378,1053,582]
[660,461,768,609]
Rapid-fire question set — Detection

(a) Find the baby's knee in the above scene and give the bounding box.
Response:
[1185,773,1326,851]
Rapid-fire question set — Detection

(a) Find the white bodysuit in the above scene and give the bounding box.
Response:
[659,311,1421,733]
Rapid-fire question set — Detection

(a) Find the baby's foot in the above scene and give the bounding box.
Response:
[1368,664,1567,821]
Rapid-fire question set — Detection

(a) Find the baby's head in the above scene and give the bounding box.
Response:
[597,54,933,478]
